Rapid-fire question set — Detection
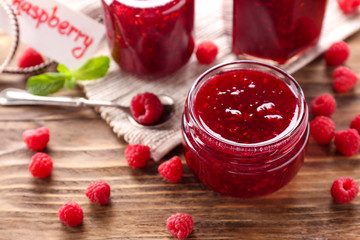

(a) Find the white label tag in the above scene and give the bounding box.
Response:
[103,0,115,5]
[1,0,105,68]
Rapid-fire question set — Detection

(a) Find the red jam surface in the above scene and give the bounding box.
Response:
[102,0,194,78]
[232,0,327,64]
[182,65,309,198]
[194,69,297,144]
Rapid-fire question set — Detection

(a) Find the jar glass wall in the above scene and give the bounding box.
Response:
[182,61,309,198]
[101,0,195,78]
[232,0,327,65]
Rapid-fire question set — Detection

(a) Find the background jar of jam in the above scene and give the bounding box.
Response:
[182,61,309,198]
[101,0,195,78]
[232,0,327,65]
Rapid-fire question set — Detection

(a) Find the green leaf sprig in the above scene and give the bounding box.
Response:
[26,56,110,96]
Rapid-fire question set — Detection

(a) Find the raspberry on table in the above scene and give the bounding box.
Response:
[333,66,358,93]
[125,144,151,168]
[195,40,218,64]
[23,126,50,151]
[158,156,184,183]
[336,0,360,14]
[310,116,336,144]
[350,114,360,134]
[310,94,336,117]
[167,213,194,239]
[86,181,111,205]
[324,41,350,66]
[130,92,164,125]
[29,152,53,178]
[334,129,360,156]
[17,47,44,69]
[58,202,84,227]
[331,177,359,203]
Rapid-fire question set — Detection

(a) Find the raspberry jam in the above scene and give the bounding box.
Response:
[101,0,194,78]
[182,61,309,198]
[232,0,327,64]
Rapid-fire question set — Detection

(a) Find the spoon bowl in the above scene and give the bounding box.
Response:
[0,88,176,128]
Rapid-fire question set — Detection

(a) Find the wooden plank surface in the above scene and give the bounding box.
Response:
[1,31,360,240]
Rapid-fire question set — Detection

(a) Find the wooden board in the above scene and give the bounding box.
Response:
[1,31,360,240]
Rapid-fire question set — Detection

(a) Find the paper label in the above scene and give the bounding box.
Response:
[0,0,105,68]
[103,0,115,5]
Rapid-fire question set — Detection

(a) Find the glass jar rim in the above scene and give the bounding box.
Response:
[107,0,179,8]
[186,60,308,150]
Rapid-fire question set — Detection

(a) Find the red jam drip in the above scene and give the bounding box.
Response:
[232,0,327,64]
[194,69,298,144]
[102,0,194,77]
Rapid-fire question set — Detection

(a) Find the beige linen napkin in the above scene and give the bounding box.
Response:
[68,0,360,161]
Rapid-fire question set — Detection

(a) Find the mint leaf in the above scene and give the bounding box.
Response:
[26,56,110,96]
[64,77,77,90]
[57,64,72,75]
[71,56,110,80]
[27,72,66,96]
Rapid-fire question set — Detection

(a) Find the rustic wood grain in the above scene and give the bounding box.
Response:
[1,31,360,240]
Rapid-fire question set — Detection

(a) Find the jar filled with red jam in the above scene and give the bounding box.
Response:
[232,0,327,65]
[182,61,309,198]
[101,0,194,78]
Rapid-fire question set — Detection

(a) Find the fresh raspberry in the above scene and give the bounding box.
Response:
[22,126,50,151]
[334,129,360,156]
[324,41,350,66]
[331,177,359,203]
[125,144,151,168]
[195,40,218,64]
[336,0,360,14]
[158,156,184,183]
[58,202,84,227]
[310,116,336,144]
[333,66,358,92]
[350,114,360,133]
[29,152,53,178]
[130,92,164,125]
[17,47,44,68]
[86,181,111,205]
[166,213,194,239]
[310,94,336,117]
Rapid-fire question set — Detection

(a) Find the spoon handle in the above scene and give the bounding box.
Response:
[0,88,129,112]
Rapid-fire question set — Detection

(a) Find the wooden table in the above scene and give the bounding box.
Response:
[1,31,360,240]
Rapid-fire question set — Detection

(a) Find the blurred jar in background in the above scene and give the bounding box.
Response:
[232,0,327,65]
[101,0,195,78]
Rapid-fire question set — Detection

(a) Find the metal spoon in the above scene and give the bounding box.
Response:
[0,88,175,128]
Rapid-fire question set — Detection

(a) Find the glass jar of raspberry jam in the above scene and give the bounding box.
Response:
[101,0,194,78]
[182,61,309,198]
[232,0,327,65]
